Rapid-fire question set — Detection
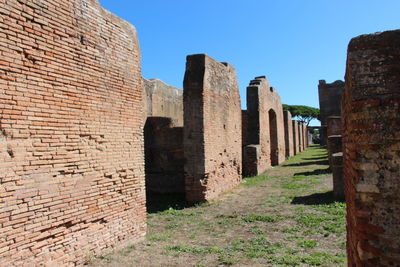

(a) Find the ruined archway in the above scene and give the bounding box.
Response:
[269,109,278,166]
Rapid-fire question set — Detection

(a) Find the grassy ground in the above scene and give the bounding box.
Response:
[90,145,346,266]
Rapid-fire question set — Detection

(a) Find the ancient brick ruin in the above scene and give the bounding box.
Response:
[283,111,294,158]
[0,0,146,265]
[144,78,183,126]
[318,80,345,199]
[183,55,242,202]
[143,79,184,195]
[0,0,352,265]
[318,80,344,146]
[343,29,400,266]
[242,77,286,176]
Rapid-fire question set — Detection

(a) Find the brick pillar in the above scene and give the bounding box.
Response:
[292,120,298,155]
[183,54,242,203]
[343,30,400,266]
[283,111,294,158]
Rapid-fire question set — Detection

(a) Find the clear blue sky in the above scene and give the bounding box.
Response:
[99,0,399,126]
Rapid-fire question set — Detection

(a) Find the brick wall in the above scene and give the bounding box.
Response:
[318,80,344,145]
[298,122,303,152]
[327,116,342,137]
[183,54,242,203]
[343,29,400,266]
[292,120,298,155]
[143,78,183,126]
[0,0,146,265]
[243,77,286,175]
[283,110,294,158]
[144,117,184,193]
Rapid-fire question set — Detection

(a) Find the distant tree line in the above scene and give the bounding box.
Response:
[282,104,320,126]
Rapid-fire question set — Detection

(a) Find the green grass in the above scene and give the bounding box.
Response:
[93,145,346,266]
[242,214,283,223]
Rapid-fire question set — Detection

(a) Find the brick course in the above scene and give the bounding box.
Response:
[343,29,400,266]
[183,54,242,203]
[0,0,146,265]
[243,77,286,176]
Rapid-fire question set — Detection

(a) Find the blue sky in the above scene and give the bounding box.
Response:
[99,0,399,126]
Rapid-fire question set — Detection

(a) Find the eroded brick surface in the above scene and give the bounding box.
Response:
[144,117,184,193]
[318,80,344,145]
[292,120,298,155]
[327,116,342,137]
[183,55,242,202]
[243,77,285,176]
[144,78,183,126]
[283,110,294,158]
[0,0,146,265]
[343,29,400,266]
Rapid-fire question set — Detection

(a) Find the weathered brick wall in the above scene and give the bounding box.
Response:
[297,122,303,152]
[292,120,298,155]
[331,152,344,200]
[243,77,285,175]
[327,116,342,137]
[304,123,308,149]
[143,78,183,126]
[183,54,242,203]
[242,110,248,147]
[283,110,294,158]
[343,29,400,266]
[144,117,184,193]
[318,80,344,145]
[0,0,146,265]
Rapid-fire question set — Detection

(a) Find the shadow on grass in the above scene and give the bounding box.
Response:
[291,191,344,205]
[302,156,328,161]
[294,168,331,176]
[283,160,329,167]
[146,191,194,213]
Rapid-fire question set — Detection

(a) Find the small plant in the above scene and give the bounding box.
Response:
[242,214,282,223]
[297,239,319,248]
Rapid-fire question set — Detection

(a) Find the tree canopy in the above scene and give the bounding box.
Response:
[282,104,320,126]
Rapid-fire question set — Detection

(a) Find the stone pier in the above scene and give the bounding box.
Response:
[343,29,400,266]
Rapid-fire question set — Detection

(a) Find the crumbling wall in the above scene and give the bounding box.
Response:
[183,54,242,203]
[343,29,400,266]
[243,77,285,176]
[298,122,303,152]
[144,78,183,126]
[0,0,146,265]
[327,116,342,137]
[283,111,294,158]
[144,117,184,193]
[292,120,298,155]
[318,80,344,145]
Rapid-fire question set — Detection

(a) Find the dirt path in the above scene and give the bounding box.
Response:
[91,146,346,266]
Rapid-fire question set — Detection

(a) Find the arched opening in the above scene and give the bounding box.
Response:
[269,109,278,166]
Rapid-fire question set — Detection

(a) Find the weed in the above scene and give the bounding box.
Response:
[297,239,319,248]
[242,214,282,223]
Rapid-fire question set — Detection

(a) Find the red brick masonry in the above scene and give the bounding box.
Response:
[343,29,400,266]
[183,54,242,203]
[0,0,146,265]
